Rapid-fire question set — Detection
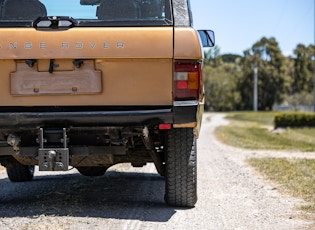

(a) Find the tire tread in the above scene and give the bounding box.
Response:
[165,128,197,207]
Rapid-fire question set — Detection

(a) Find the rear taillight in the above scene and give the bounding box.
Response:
[174,62,201,101]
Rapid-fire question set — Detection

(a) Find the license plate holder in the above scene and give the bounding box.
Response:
[11,60,102,95]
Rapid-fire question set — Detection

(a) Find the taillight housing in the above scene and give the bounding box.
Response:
[174,62,201,101]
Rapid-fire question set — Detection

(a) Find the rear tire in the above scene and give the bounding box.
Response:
[6,163,35,182]
[76,166,107,177]
[165,128,197,207]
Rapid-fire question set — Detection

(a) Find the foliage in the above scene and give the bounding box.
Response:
[285,92,314,109]
[274,112,315,128]
[203,63,241,111]
[292,44,315,94]
[203,38,315,111]
[221,54,241,63]
[203,45,222,67]
[238,37,290,110]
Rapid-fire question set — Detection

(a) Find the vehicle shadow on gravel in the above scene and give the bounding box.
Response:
[0,171,176,222]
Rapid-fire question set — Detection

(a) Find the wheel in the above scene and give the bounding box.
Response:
[76,166,107,177]
[164,128,197,207]
[6,163,35,182]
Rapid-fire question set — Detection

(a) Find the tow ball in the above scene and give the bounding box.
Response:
[38,128,69,171]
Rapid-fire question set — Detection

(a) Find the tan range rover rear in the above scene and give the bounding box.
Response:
[0,0,214,207]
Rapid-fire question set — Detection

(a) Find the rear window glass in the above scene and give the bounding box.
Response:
[0,0,173,27]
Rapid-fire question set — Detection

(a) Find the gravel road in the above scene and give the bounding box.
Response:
[0,113,313,230]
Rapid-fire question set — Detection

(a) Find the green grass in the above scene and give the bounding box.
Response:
[224,111,277,126]
[217,112,315,217]
[215,112,315,151]
[248,158,315,214]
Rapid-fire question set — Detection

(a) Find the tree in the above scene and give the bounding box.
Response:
[202,39,313,112]
[221,54,241,63]
[237,37,289,110]
[203,45,222,67]
[292,44,315,93]
[203,49,241,111]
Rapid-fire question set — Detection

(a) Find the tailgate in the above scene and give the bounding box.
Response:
[0,27,173,106]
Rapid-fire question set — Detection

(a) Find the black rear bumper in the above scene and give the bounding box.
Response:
[0,104,197,128]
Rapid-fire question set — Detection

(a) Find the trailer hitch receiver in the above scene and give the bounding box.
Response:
[38,128,69,171]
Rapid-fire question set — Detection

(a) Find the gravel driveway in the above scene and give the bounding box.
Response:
[0,113,313,230]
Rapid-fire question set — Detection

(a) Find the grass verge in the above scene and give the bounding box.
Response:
[224,111,277,126]
[215,112,315,218]
[248,157,315,215]
[215,112,315,151]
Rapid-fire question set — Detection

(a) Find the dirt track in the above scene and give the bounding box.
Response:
[0,113,313,230]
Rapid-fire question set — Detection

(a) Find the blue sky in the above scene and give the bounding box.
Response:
[190,0,314,56]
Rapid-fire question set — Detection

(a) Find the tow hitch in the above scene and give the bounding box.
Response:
[38,128,69,171]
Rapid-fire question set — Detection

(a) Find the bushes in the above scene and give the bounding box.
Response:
[274,112,315,128]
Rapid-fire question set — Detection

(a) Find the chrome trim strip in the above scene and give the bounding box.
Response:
[173,100,199,107]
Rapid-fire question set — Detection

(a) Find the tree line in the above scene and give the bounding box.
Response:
[203,37,315,111]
